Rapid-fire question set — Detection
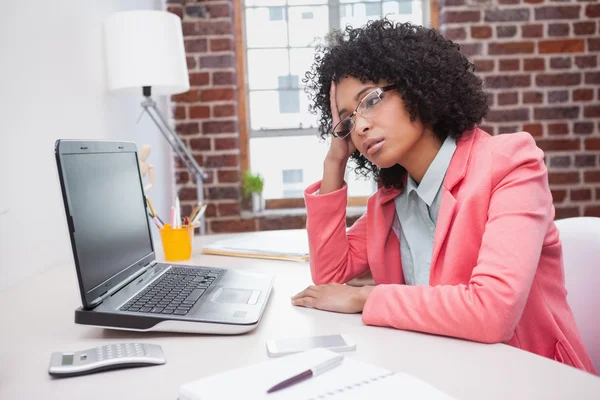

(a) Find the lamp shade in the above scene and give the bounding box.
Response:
[104,10,190,95]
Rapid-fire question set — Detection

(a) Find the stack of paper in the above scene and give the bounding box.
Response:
[201,229,310,262]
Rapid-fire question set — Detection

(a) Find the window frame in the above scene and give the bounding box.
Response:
[235,0,440,209]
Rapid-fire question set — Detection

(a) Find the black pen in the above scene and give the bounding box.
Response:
[267,355,344,394]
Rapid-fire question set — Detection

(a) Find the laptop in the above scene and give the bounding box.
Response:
[55,139,273,334]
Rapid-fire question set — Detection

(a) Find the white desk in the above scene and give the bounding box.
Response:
[1,230,599,399]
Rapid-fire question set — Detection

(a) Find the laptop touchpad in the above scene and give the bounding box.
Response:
[214,288,253,304]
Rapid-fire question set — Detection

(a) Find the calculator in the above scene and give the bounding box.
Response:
[48,342,165,377]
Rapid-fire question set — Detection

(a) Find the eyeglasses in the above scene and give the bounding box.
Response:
[331,85,397,139]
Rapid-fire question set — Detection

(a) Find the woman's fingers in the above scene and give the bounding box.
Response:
[292,296,317,308]
[291,285,319,300]
[330,80,340,127]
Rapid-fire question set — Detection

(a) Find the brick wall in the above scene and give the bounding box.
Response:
[440,0,600,219]
[167,0,600,235]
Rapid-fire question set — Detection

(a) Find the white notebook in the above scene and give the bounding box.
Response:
[178,348,455,400]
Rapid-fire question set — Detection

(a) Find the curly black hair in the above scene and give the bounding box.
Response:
[303,18,489,190]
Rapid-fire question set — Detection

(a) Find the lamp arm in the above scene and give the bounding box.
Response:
[141,96,207,235]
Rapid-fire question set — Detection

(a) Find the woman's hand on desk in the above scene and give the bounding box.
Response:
[291,283,375,313]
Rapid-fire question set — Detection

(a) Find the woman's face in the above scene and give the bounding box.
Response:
[335,76,427,169]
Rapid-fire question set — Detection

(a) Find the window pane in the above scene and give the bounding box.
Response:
[247,49,289,90]
[249,90,318,130]
[245,7,288,48]
[386,1,422,24]
[289,48,316,86]
[287,0,327,5]
[250,136,376,199]
[288,5,329,47]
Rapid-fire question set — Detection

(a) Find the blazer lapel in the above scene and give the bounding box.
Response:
[429,127,480,278]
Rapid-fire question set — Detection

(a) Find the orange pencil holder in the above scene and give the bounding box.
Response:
[159,224,194,261]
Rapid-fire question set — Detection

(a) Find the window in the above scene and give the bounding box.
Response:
[242,0,432,204]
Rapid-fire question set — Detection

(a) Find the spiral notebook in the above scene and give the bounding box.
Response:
[178,348,455,400]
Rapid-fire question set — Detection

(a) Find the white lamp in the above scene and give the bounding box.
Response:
[103,10,207,234]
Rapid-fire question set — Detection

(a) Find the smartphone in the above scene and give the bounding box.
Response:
[265,334,356,358]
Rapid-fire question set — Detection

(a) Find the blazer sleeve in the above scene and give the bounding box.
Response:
[362,133,553,344]
[304,181,370,285]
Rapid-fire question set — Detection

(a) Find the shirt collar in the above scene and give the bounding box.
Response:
[406,136,457,206]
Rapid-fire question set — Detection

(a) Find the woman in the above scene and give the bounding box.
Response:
[291,19,595,373]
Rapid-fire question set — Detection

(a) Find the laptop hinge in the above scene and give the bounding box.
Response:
[90,261,158,306]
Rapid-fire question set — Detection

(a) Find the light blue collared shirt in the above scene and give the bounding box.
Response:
[392,137,457,286]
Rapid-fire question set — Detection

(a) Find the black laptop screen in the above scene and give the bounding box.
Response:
[62,151,153,293]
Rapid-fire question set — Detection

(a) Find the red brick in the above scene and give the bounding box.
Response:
[184,38,207,53]
[585,4,600,18]
[486,92,494,106]
[498,125,519,135]
[215,137,239,150]
[548,90,569,103]
[497,92,519,105]
[217,170,240,183]
[485,75,530,88]
[189,137,211,151]
[535,107,579,120]
[474,59,494,72]
[523,123,543,137]
[185,4,207,18]
[585,72,600,84]
[175,122,200,136]
[173,106,186,120]
[499,59,520,71]
[203,203,217,218]
[549,155,571,168]
[471,26,492,39]
[210,219,256,234]
[554,206,580,220]
[485,8,530,21]
[575,154,597,166]
[183,20,232,36]
[548,123,569,135]
[584,206,600,218]
[584,171,600,182]
[497,26,517,38]
[208,186,240,200]
[179,187,201,202]
[523,91,544,104]
[524,58,545,71]
[213,104,236,117]
[189,72,210,86]
[213,71,236,86]
[537,139,581,151]
[200,54,234,69]
[200,88,235,102]
[549,57,572,69]
[586,38,600,51]
[551,189,567,202]
[584,106,600,118]
[548,23,570,37]
[585,138,600,150]
[175,170,189,185]
[189,105,211,119]
[202,120,237,134]
[479,125,494,135]
[538,39,585,54]
[186,56,196,70]
[442,10,481,23]
[525,0,543,3]
[575,55,598,69]
[458,43,482,57]
[218,202,240,217]
[535,6,581,20]
[205,3,232,18]
[574,122,594,135]
[597,188,600,200]
[172,89,201,103]
[573,88,594,101]
[486,108,529,122]
[574,21,596,35]
[442,0,466,5]
[548,172,580,185]
[489,42,535,55]
[522,24,543,38]
[259,216,307,231]
[205,154,239,168]
[210,38,234,52]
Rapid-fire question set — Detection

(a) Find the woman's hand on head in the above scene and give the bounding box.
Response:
[326,81,357,165]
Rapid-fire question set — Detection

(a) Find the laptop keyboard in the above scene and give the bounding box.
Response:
[119,267,220,316]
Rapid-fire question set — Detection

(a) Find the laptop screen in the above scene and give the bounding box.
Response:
[61,149,154,295]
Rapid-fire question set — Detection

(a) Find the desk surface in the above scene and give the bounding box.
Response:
[1,230,599,399]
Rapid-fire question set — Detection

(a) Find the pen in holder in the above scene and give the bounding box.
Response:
[159,223,194,261]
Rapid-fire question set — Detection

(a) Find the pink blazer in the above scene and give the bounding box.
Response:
[304,127,596,374]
